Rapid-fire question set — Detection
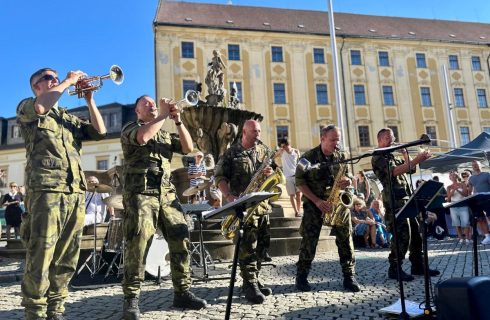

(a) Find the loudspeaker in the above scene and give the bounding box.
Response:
[435,277,490,320]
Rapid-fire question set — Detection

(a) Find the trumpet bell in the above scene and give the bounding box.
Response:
[175,90,199,111]
[107,65,124,85]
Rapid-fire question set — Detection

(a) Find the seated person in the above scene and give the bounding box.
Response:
[209,175,222,208]
[187,151,207,203]
[369,199,390,248]
[351,197,377,248]
[85,176,114,226]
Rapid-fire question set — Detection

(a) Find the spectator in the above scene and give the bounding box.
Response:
[351,197,377,248]
[467,160,490,245]
[446,171,471,244]
[275,138,302,217]
[187,151,207,203]
[353,171,373,206]
[2,182,23,239]
[369,199,390,247]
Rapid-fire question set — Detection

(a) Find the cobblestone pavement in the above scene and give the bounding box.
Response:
[0,238,489,319]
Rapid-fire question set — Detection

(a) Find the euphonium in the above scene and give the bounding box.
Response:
[323,162,354,226]
[220,151,285,240]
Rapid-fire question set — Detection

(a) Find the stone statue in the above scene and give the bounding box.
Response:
[205,50,227,106]
[217,122,238,157]
[229,82,241,109]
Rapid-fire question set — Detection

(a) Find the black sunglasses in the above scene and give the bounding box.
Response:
[35,74,59,85]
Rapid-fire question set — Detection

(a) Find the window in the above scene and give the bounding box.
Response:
[358,126,370,147]
[11,125,21,139]
[271,46,283,62]
[477,89,488,108]
[183,80,195,93]
[454,88,465,107]
[378,51,389,67]
[273,83,286,104]
[460,127,470,145]
[382,86,395,106]
[229,81,243,102]
[388,126,399,142]
[449,55,459,70]
[416,53,427,68]
[316,84,328,105]
[350,50,362,65]
[313,48,325,64]
[109,113,118,128]
[228,44,240,61]
[181,42,194,58]
[353,85,366,105]
[472,56,482,71]
[420,87,432,107]
[96,157,109,170]
[276,126,289,145]
[426,126,438,146]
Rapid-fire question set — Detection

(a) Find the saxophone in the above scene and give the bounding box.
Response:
[323,162,354,226]
[220,150,285,240]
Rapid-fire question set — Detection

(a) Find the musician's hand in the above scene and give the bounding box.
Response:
[416,149,431,162]
[65,70,85,86]
[315,199,332,214]
[262,166,273,177]
[338,177,351,189]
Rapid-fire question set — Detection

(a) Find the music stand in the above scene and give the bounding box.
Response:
[202,192,278,320]
[396,180,444,318]
[444,192,490,276]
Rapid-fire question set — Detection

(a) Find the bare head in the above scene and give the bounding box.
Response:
[134,95,158,122]
[242,120,261,147]
[87,176,99,185]
[29,68,59,96]
[320,125,341,155]
[377,128,395,148]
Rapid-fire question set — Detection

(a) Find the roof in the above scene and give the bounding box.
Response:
[155,1,490,45]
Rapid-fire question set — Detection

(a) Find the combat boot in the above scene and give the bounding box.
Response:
[123,297,140,320]
[388,265,414,282]
[173,291,207,310]
[258,280,272,296]
[295,273,311,292]
[411,265,440,277]
[343,276,361,292]
[242,281,265,304]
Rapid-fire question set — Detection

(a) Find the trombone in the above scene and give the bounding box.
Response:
[69,65,124,98]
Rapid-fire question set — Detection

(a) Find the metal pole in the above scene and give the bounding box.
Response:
[327,0,346,149]
[441,64,458,148]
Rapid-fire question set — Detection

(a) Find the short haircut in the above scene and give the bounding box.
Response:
[279,138,289,146]
[377,128,392,140]
[30,67,57,93]
[320,124,338,137]
[134,95,150,108]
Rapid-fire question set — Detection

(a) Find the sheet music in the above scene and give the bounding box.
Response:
[201,191,278,220]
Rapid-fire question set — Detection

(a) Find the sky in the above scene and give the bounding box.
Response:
[1,0,490,119]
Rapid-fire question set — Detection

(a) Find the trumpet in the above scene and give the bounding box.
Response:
[173,90,199,111]
[69,65,124,98]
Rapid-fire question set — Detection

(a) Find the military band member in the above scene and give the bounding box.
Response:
[295,125,360,292]
[17,68,107,320]
[214,120,274,304]
[120,95,206,319]
[371,128,440,281]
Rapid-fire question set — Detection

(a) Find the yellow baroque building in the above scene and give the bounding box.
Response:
[154,1,490,170]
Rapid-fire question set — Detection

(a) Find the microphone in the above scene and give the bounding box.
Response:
[372,134,431,156]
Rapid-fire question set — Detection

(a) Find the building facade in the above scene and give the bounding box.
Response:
[154,1,490,170]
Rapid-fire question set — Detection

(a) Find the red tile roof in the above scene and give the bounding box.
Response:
[155,1,490,45]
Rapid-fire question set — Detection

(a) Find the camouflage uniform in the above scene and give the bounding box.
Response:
[214,142,273,283]
[121,120,191,298]
[371,153,423,269]
[295,146,356,277]
[17,98,106,320]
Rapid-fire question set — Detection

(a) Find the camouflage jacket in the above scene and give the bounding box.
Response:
[371,153,415,207]
[214,141,273,197]
[295,146,351,207]
[16,98,106,193]
[120,120,183,194]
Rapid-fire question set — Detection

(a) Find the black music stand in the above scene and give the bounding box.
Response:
[202,192,278,320]
[396,180,444,318]
[444,192,490,276]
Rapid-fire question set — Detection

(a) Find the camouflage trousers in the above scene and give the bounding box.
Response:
[384,199,423,268]
[122,192,191,298]
[20,191,85,320]
[296,203,355,277]
[238,214,270,283]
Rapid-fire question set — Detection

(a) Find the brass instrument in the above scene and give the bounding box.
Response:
[174,90,199,111]
[69,65,124,98]
[221,150,285,240]
[323,162,353,226]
